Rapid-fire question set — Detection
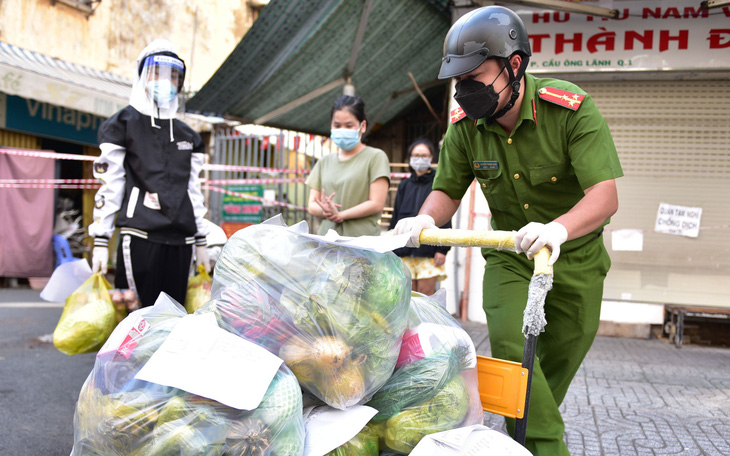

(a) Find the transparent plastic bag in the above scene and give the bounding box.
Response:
[325,424,379,456]
[366,291,483,454]
[71,294,305,456]
[200,221,411,409]
[185,264,212,314]
[53,272,126,355]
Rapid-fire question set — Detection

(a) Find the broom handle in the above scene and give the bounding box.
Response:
[419,228,553,276]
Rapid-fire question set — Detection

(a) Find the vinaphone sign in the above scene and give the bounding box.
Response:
[517,0,730,73]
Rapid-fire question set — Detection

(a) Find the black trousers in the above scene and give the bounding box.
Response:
[115,235,193,308]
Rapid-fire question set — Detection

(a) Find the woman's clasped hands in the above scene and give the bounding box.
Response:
[315,188,343,224]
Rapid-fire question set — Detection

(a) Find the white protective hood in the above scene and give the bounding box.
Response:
[129,39,181,120]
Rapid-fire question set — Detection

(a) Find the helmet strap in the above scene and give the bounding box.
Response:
[487,56,530,124]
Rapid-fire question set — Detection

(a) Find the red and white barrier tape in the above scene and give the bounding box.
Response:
[1,148,412,179]
[204,185,307,211]
[203,178,305,185]
[0,177,304,189]
[0,183,100,189]
[0,148,97,161]
[1,179,98,184]
[203,163,311,174]
[0,177,101,189]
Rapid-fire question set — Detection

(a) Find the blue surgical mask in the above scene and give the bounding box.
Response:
[147,79,177,104]
[330,126,362,151]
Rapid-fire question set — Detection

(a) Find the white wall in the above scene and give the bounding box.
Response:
[0,0,255,92]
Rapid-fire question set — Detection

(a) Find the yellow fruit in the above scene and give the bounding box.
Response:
[320,363,365,409]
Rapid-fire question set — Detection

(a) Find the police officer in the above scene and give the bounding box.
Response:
[394,6,623,455]
[89,39,210,308]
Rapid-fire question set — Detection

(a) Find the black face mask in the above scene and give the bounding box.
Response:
[453,66,508,121]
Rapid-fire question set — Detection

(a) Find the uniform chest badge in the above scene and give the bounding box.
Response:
[450,107,467,123]
[538,87,585,111]
[94,161,109,174]
[474,161,499,170]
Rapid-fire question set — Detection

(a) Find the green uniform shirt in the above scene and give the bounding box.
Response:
[434,73,624,253]
[306,146,391,236]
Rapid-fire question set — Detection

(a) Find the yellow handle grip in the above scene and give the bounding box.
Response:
[419,228,553,276]
[419,228,515,249]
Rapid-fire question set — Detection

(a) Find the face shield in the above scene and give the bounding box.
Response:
[140,54,185,108]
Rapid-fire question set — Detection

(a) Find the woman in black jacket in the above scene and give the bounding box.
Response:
[389,138,451,295]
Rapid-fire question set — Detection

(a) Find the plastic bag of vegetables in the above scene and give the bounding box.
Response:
[200,217,411,409]
[185,264,213,314]
[365,291,483,454]
[53,272,126,356]
[324,424,379,456]
[71,293,305,456]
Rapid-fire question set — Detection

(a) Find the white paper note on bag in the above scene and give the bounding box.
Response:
[409,425,532,456]
[302,405,378,456]
[313,229,410,253]
[135,313,283,410]
[261,214,410,253]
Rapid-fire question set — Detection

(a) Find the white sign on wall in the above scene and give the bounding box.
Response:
[517,0,730,73]
[654,202,702,237]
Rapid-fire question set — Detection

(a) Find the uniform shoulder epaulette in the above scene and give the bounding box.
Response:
[450,106,467,123]
[538,87,585,111]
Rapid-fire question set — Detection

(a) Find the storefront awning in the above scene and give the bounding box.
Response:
[0,41,132,118]
[187,0,451,136]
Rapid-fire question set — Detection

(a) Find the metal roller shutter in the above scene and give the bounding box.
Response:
[579,80,730,308]
[0,129,41,149]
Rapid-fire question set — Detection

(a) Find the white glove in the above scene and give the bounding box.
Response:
[393,214,436,248]
[195,245,211,273]
[514,221,568,265]
[92,246,109,275]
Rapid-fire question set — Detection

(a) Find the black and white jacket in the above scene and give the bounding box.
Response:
[89,106,208,247]
[89,41,208,249]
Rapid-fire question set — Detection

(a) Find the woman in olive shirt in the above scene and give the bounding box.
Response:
[306,96,390,236]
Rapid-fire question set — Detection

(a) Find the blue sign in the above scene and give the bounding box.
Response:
[4,93,105,146]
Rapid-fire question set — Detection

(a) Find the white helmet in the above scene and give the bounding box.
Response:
[129,39,185,119]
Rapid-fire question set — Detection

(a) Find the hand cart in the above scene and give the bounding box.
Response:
[420,228,554,447]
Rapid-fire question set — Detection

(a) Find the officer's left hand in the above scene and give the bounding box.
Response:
[515,221,568,265]
[195,245,211,273]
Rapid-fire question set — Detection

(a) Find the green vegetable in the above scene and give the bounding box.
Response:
[325,425,379,456]
[133,421,216,456]
[383,375,470,454]
[270,418,306,456]
[367,346,471,420]
[251,367,303,430]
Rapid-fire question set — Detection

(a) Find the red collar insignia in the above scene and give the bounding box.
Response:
[537,87,585,111]
[450,106,467,123]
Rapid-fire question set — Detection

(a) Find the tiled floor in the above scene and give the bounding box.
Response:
[461,320,730,456]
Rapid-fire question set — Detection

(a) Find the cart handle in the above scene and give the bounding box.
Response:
[419,228,552,276]
[420,227,551,446]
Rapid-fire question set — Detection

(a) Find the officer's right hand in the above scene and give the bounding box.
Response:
[393,214,436,248]
[92,246,109,275]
